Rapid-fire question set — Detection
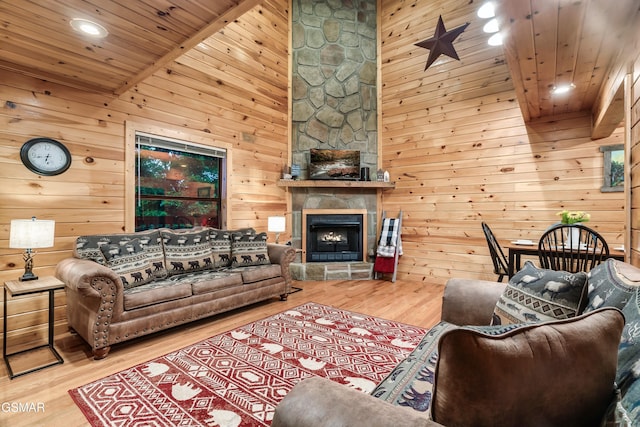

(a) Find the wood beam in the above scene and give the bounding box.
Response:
[591,81,624,140]
[114,0,264,95]
[495,0,535,123]
[591,4,640,139]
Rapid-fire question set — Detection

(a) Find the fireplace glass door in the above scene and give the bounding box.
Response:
[306,214,363,262]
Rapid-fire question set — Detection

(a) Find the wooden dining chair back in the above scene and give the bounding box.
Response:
[481,222,509,282]
[538,224,610,273]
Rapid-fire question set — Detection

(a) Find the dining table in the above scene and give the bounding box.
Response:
[504,241,625,278]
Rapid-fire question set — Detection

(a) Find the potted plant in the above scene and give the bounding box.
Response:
[556,210,591,248]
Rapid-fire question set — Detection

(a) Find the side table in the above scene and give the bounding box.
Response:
[3,276,65,379]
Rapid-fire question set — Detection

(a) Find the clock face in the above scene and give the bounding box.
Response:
[20,138,72,176]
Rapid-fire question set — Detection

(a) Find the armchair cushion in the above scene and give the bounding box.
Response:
[273,377,434,427]
[492,261,588,325]
[431,308,624,427]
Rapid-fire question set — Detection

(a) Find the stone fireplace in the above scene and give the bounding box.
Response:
[288,193,376,281]
[303,209,367,262]
[286,0,380,281]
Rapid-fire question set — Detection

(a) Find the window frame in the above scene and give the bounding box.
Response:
[125,120,232,232]
[600,144,624,193]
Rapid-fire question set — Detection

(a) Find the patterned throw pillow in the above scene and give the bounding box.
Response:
[209,229,233,268]
[492,261,588,325]
[601,261,640,426]
[614,286,640,425]
[161,229,214,276]
[99,239,155,290]
[584,258,640,312]
[230,231,270,268]
[209,228,256,268]
[371,321,457,413]
[431,308,624,427]
[75,229,167,278]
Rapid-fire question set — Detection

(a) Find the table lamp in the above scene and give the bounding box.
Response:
[9,217,55,281]
[268,216,286,244]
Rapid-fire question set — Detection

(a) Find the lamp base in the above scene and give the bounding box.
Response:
[19,272,38,282]
[20,249,38,281]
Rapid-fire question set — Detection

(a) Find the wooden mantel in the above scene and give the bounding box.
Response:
[277,179,395,189]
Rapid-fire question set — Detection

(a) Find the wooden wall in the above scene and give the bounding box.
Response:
[1,0,636,353]
[379,0,626,283]
[0,0,289,349]
[629,43,640,265]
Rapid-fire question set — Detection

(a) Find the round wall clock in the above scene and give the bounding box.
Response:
[20,137,72,176]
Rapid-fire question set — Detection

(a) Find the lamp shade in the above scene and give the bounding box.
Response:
[9,218,55,249]
[268,216,286,233]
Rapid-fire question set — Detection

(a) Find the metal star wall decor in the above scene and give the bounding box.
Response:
[415,15,470,71]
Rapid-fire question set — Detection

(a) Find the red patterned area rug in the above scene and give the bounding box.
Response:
[69,302,427,427]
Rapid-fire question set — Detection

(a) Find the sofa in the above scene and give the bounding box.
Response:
[55,226,296,359]
[273,258,640,427]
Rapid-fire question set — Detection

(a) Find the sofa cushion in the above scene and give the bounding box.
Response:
[161,229,214,276]
[190,271,243,295]
[230,264,282,284]
[231,231,270,268]
[431,308,624,427]
[371,321,457,413]
[585,258,640,312]
[123,281,192,310]
[75,229,167,278]
[492,260,588,325]
[100,239,155,290]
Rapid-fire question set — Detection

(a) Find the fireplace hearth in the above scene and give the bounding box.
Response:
[303,209,367,263]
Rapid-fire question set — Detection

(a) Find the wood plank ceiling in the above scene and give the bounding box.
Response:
[0,0,261,94]
[495,0,640,137]
[0,0,639,139]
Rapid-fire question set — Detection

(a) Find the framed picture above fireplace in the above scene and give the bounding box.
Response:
[309,149,360,180]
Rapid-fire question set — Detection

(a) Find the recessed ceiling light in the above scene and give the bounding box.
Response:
[478,2,495,19]
[70,18,108,38]
[488,32,503,46]
[552,83,576,95]
[483,18,499,33]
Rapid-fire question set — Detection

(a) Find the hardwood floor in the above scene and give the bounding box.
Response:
[0,279,444,427]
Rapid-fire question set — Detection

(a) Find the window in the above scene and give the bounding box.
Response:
[600,144,624,193]
[135,132,225,231]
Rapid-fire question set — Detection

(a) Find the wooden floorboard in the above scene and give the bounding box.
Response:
[0,279,444,427]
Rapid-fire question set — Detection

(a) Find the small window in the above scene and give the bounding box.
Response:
[135,132,225,231]
[600,144,624,193]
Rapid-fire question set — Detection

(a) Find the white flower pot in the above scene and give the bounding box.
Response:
[567,224,582,249]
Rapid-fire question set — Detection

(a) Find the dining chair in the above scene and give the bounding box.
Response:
[538,223,609,273]
[481,222,509,282]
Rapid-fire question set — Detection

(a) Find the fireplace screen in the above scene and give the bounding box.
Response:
[306,214,363,262]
